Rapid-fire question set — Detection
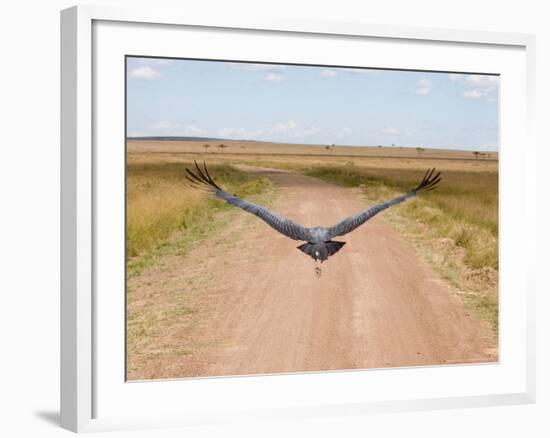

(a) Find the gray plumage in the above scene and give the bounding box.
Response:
[186,162,441,262]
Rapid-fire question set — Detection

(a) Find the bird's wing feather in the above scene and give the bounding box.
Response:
[186,161,313,241]
[326,168,441,238]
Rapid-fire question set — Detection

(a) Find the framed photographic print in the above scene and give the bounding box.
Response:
[61,4,536,433]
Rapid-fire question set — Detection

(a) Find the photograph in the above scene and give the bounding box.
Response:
[125,56,499,381]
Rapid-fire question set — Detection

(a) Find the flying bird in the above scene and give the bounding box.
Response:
[185,162,441,264]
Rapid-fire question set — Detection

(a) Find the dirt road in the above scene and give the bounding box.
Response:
[127,167,496,380]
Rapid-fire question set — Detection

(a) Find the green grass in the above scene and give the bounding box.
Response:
[126,160,272,276]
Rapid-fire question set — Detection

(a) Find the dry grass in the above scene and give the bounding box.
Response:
[305,166,498,269]
[126,140,499,335]
[128,139,498,161]
[304,164,498,333]
[126,157,276,378]
[126,159,272,276]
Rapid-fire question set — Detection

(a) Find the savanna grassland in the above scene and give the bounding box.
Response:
[126,158,273,276]
[304,165,498,333]
[127,139,499,377]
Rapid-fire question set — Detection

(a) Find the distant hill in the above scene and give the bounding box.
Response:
[127,135,251,142]
[126,136,498,156]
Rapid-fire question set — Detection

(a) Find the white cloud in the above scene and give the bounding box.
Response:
[129,66,161,80]
[272,120,297,133]
[464,88,492,99]
[137,58,174,66]
[463,75,498,99]
[228,63,285,72]
[413,78,432,95]
[321,69,338,77]
[231,63,373,76]
[381,127,400,135]
[152,120,174,130]
[128,131,145,137]
[226,63,287,82]
[184,125,207,135]
[336,127,352,138]
[448,73,499,100]
[218,120,319,141]
[269,120,318,139]
[218,127,262,139]
[465,75,498,87]
[264,73,285,82]
[151,121,208,136]
[448,73,463,81]
[302,126,319,136]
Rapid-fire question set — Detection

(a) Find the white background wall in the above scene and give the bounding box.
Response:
[0,0,547,437]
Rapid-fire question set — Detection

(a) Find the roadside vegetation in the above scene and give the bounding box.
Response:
[305,164,499,334]
[126,145,499,341]
[126,160,272,276]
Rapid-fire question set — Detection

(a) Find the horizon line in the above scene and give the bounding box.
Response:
[126,135,499,154]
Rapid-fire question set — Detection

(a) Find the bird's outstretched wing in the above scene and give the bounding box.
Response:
[185,161,313,241]
[326,168,441,239]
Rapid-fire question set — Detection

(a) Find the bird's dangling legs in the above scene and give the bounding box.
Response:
[315,263,322,278]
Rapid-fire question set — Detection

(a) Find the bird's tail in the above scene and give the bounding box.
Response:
[297,241,346,262]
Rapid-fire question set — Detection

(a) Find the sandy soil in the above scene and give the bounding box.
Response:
[127,167,496,380]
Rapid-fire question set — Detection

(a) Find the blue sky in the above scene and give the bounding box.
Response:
[126,57,499,151]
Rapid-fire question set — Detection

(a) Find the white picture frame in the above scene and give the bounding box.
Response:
[60,4,536,433]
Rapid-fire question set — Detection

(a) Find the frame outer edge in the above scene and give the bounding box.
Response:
[79,4,532,47]
[60,4,536,431]
[524,34,537,403]
[60,6,78,432]
[61,5,93,432]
